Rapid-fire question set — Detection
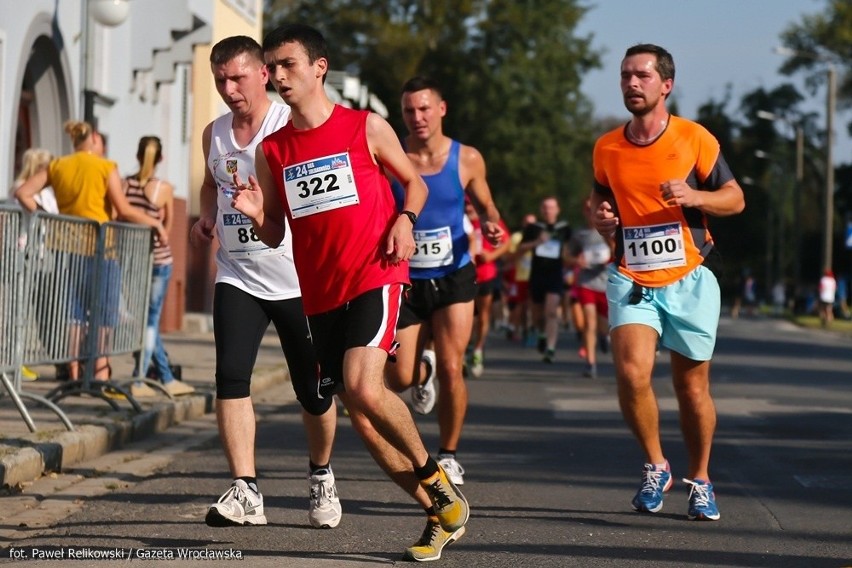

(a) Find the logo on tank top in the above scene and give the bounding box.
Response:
[226,159,238,174]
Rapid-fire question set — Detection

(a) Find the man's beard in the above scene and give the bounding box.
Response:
[624,91,663,117]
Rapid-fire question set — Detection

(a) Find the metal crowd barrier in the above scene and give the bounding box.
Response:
[0,205,48,431]
[0,205,154,431]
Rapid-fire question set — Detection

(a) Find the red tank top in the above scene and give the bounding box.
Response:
[261,105,408,314]
[471,217,509,283]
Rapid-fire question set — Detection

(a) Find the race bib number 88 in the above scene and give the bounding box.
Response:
[283,152,359,218]
[222,212,279,259]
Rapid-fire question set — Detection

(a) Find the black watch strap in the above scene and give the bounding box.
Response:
[400,210,418,225]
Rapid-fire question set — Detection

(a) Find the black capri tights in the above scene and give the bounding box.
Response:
[213,283,331,416]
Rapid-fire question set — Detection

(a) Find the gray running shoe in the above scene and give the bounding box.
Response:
[437,455,465,486]
[470,350,484,378]
[205,479,267,526]
[411,349,437,415]
[308,468,342,528]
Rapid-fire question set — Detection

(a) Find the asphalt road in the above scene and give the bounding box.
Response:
[2,315,851,567]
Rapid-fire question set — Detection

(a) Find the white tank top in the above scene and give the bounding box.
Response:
[208,101,301,300]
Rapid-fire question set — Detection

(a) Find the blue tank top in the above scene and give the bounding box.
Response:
[393,140,471,279]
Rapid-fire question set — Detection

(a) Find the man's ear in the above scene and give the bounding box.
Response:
[316,57,328,79]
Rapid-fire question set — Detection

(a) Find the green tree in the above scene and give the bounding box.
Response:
[263,0,600,227]
[778,0,852,113]
[779,0,852,280]
[696,83,826,301]
[459,0,599,223]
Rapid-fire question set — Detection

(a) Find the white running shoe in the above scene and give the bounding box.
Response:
[308,469,342,528]
[411,349,437,415]
[205,479,267,526]
[470,350,484,378]
[437,455,465,486]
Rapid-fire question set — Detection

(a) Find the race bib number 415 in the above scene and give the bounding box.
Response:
[283,152,359,218]
[623,222,686,271]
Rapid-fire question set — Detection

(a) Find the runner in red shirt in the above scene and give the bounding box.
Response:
[231,23,469,562]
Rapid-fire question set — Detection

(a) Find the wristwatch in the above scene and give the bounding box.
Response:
[400,210,418,225]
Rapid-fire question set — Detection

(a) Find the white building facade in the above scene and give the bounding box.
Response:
[3,0,387,322]
[2,0,262,326]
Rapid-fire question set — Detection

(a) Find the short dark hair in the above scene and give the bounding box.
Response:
[401,75,443,99]
[210,35,263,66]
[262,23,328,65]
[624,43,675,82]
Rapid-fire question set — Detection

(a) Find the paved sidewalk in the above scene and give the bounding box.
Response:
[0,315,293,489]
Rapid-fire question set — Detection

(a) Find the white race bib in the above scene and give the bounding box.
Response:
[585,241,611,265]
[535,239,561,259]
[283,152,359,218]
[411,226,453,269]
[221,212,280,259]
[623,222,686,271]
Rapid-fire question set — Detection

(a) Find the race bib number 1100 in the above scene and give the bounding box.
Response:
[283,152,359,218]
[623,222,686,271]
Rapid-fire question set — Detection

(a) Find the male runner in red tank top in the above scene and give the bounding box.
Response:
[231,23,470,562]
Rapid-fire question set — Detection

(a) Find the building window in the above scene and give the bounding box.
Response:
[222,0,257,25]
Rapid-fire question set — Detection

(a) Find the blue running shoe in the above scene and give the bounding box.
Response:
[684,478,721,521]
[631,462,672,513]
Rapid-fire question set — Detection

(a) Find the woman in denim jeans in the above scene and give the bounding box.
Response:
[124,136,194,397]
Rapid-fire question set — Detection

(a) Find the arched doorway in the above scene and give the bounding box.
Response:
[14,34,71,177]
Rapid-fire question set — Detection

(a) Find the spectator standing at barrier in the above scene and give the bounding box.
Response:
[591,43,745,521]
[15,121,168,382]
[123,136,194,398]
[11,148,56,381]
[232,24,469,562]
[12,148,57,213]
[189,35,342,529]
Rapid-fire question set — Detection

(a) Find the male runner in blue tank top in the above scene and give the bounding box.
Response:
[388,76,504,486]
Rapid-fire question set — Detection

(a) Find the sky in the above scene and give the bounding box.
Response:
[575,0,850,159]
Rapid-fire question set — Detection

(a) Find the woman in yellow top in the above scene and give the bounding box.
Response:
[16,121,169,382]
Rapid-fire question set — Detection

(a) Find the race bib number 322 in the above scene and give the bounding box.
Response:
[283,152,359,218]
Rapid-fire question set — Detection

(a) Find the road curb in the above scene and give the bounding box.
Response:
[0,368,286,490]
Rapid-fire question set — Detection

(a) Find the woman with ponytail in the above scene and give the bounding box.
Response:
[123,136,193,397]
[15,121,170,382]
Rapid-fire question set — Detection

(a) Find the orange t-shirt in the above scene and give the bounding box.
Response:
[592,115,733,287]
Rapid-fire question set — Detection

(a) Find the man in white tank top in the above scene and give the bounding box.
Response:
[189,36,341,529]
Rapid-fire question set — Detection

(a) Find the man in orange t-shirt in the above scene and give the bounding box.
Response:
[590,43,744,522]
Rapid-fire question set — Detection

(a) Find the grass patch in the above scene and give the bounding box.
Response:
[791,315,852,337]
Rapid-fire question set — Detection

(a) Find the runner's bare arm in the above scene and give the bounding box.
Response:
[461,145,503,244]
[191,123,218,247]
[366,112,427,263]
[230,146,286,249]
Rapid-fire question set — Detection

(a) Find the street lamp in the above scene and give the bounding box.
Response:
[756,109,804,293]
[774,46,837,272]
[753,148,786,299]
[80,0,130,122]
